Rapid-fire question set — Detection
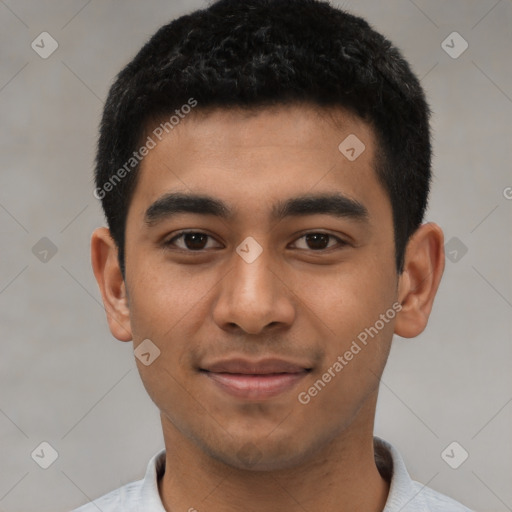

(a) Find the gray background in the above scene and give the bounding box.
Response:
[1,0,511,511]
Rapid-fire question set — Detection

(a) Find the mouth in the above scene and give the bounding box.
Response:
[200,358,312,401]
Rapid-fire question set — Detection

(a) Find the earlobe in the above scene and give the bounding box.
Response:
[394,222,445,339]
[91,227,133,342]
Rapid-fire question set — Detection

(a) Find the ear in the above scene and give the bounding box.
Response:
[394,222,445,338]
[91,227,132,342]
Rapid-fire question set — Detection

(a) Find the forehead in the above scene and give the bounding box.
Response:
[129,104,390,223]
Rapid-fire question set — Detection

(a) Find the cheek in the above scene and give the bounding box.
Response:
[126,260,208,338]
[126,269,203,418]
[295,258,397,394]
[296,317,394,421]
[299,262,396,338]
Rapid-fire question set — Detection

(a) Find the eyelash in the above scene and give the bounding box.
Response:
[163,230,348,252]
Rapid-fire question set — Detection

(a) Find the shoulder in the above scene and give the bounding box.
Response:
[375,438,474,512]
[69,449,166,511]
[409,480,474,511]
[70,479,143,512]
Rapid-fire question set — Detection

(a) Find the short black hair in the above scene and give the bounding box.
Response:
[95,0,431,276]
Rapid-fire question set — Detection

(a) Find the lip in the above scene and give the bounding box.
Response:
[200,358,311,400]
[202,357,310,375]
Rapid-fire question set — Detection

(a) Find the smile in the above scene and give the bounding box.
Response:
[202,371,310,400]
[200,357,312,400]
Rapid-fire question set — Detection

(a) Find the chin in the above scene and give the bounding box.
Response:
[203,435,318,472]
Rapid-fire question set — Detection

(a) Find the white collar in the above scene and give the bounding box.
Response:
[127,437,470,512]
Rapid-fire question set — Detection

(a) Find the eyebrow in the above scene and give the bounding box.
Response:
[144,192,369,225]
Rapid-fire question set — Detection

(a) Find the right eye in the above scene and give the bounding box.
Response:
[164,231,223,251]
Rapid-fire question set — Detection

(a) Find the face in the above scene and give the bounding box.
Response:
[120,105,401,470]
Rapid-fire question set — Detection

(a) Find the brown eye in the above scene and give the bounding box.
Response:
[305,233,330,250]
[182,233,208,250]
[292,232,345,251]
[166,232,220,251]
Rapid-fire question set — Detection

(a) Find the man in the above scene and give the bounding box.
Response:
[75,0,472,510]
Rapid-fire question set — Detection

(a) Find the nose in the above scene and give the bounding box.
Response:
[212,247,296,335]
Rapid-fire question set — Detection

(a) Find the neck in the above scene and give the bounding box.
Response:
[157,396,390,512]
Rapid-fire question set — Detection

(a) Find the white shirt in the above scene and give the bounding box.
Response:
[71,438,473,511]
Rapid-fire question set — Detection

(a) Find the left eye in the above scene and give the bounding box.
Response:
[291,233,344,250]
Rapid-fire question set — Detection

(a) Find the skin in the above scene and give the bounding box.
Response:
[91,104,444,512]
